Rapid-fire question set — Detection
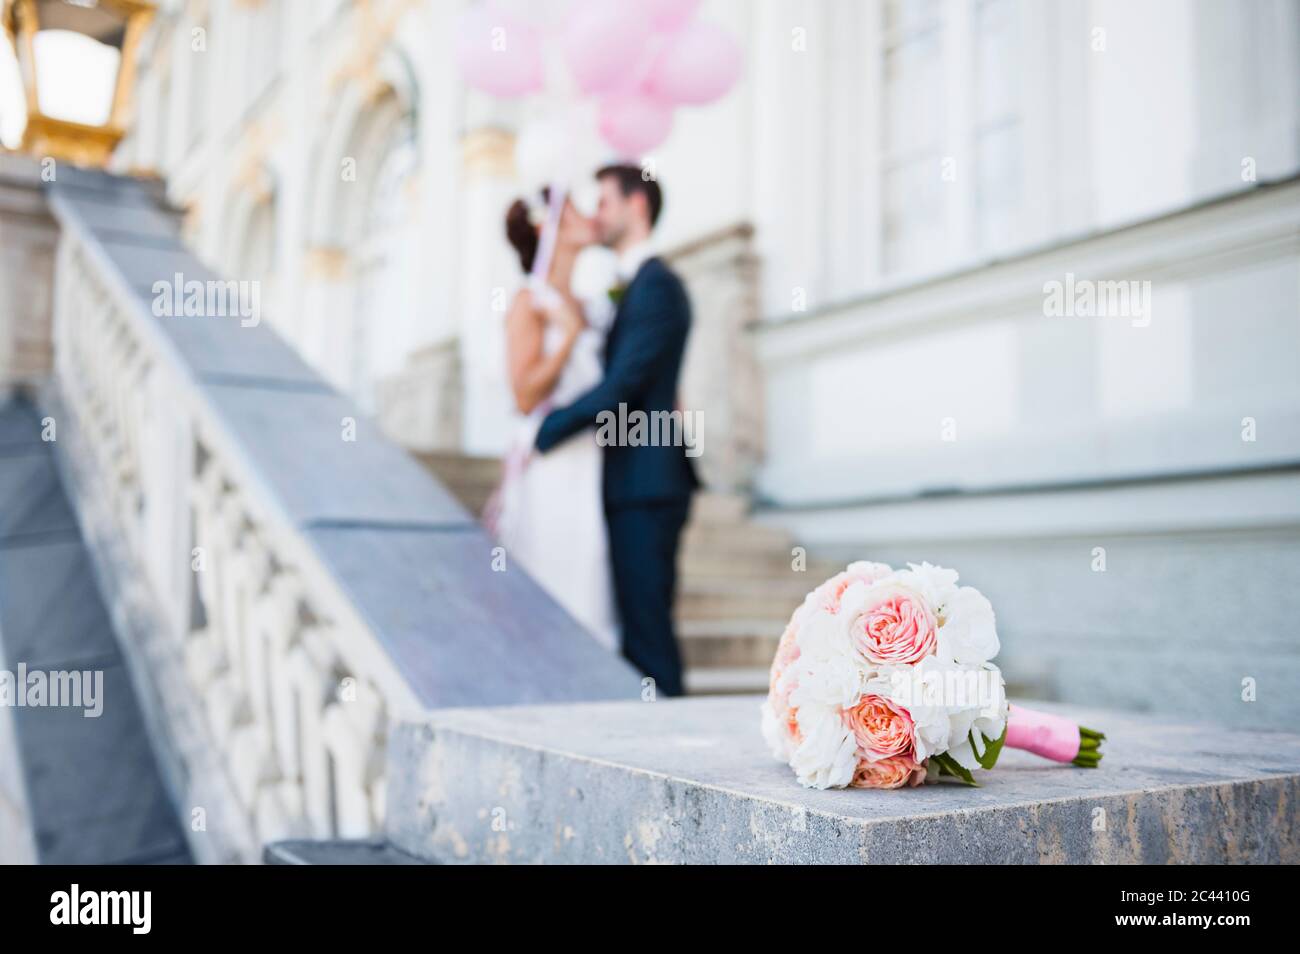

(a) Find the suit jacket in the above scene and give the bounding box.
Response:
[535,256,699,508]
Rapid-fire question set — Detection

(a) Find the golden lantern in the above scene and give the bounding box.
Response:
[2,0,155,166]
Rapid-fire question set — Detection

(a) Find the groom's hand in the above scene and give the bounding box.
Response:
[535,407,564,452]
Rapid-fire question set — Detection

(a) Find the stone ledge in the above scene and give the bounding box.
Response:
[264,838,426,865]
[386,696,1300,864]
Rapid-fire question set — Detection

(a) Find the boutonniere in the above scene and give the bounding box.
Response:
[607,283,627,305]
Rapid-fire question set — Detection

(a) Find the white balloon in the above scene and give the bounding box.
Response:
[513,103,604,190]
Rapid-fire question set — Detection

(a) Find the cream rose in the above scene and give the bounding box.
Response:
[842,693,915,761]
[850,754,927,789]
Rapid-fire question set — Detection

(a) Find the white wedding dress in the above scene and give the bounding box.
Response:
[494,293,620,651]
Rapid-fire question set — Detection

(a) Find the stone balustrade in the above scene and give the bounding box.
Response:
[37,166,636,863]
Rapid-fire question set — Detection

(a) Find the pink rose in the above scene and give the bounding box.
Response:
[850,588,937,665]
[842,694,915,761]
[768,619,802,747]
[812,561,893,614]
[850,754,927,790]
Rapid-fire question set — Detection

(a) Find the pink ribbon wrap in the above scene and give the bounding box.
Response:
[1005,704,1081,763]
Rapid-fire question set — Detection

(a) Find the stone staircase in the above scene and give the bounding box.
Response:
[415,452,839,694]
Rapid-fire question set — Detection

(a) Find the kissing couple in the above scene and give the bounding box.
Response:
[489,165,698,697]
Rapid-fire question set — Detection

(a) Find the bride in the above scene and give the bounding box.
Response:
[488,190,620,650]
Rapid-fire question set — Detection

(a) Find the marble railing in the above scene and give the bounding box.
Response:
[41,168,635,863]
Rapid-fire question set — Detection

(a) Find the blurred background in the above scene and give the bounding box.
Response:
[2,1,1298,729]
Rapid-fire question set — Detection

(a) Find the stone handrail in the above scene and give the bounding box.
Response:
[42,167,635,863]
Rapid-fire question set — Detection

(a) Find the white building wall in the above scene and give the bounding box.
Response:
[111,0,1299,496]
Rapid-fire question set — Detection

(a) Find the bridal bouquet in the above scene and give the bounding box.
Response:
[761,561,1105,789]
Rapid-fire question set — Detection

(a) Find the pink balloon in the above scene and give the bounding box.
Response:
[598,92,674,156]
[645,19,743,106]
[563,0,652,95]
[456,2,544,98]
[640,0,702,31]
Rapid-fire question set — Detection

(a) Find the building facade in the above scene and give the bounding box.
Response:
[107,0,1300,723]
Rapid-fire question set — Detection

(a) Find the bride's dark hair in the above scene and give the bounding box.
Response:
[505,188,550,274]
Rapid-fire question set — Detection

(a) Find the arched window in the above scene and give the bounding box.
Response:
[351,116,418,409]
[237,195,276,290]
[300,46,422,410]
[222,169,278,328]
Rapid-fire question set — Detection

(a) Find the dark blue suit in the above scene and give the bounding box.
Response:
[536,257,698,696]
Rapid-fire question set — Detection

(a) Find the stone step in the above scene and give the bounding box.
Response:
[265,839,426,865]
[679,618,781,673]
[413,451,501,484]
[386,696,1300,864]
[676,577,809,623]
[681,521,794,557]
[687,491,751,524]
[412,451,500,517]
[684,665,771,695]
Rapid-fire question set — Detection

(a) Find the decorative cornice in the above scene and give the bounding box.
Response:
[461,128,515,179]
[329,0,419,96]
[303,245,351,280]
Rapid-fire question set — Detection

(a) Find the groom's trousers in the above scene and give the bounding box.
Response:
[606,499,691,698]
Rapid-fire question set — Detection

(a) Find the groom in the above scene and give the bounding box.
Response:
[535,165,698,697]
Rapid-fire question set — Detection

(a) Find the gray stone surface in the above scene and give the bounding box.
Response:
[97,240,330,387]
[0,538,121,667]
[308,525,642,709]
[0,394,192,864]
[264,838,427,865]
[62,194,181,244]
[387,695,1300,864]
[47,166,168,204]
[0,451,78,541]
[204,383,470,527]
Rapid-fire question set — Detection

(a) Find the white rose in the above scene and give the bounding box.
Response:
[795,603,854,662]
[789,647,865,709]
[944,665,1009,770]
[790,703,858,789]
[907,703,952,762]
[760,699,793,761]
[844,560,894,582]
[895,562,960,615]
[936,586,1000,666]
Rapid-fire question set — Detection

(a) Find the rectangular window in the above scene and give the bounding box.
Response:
[879,0,1026,278]
[881,0,946,277]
